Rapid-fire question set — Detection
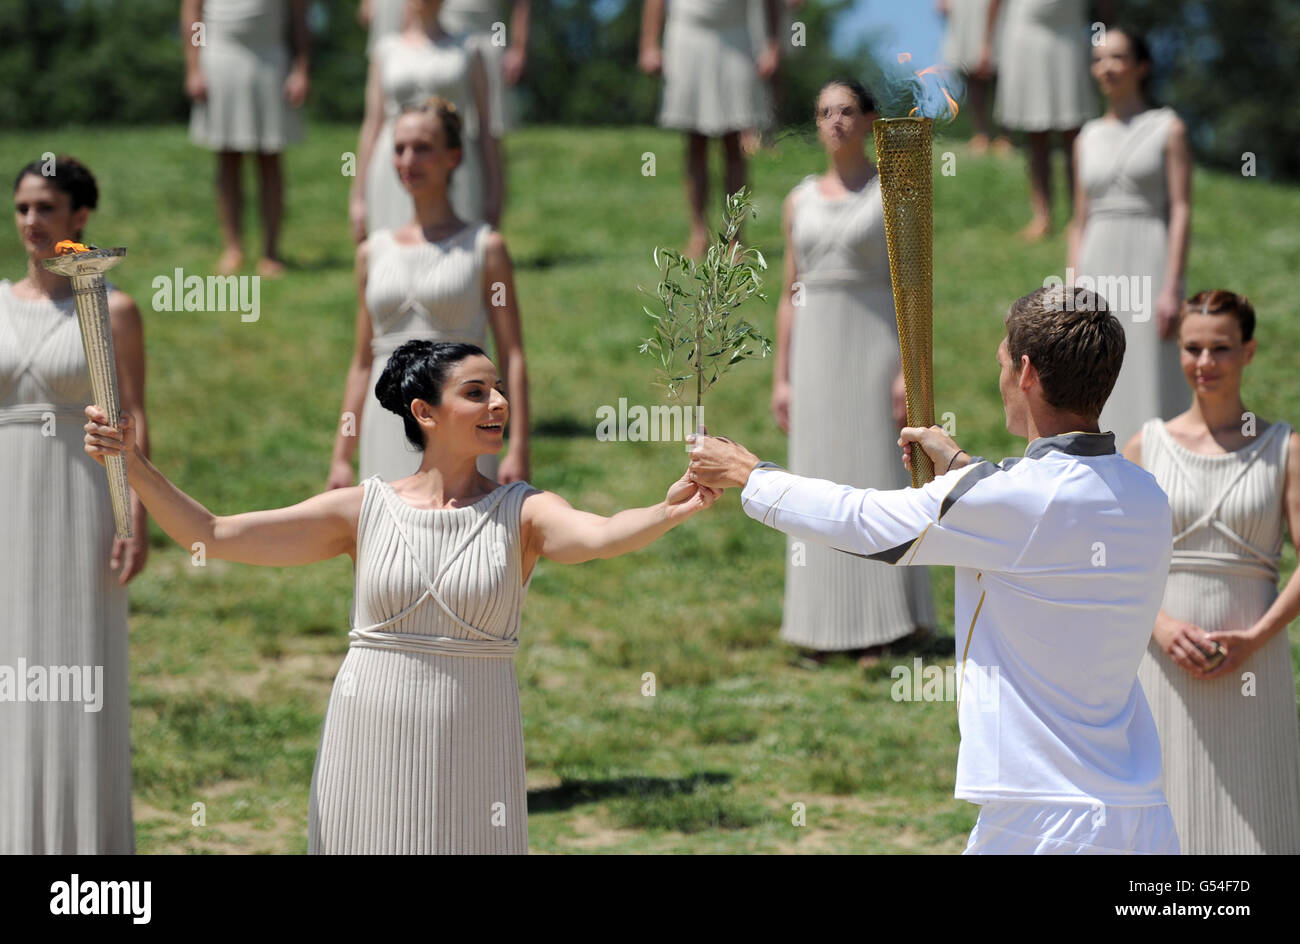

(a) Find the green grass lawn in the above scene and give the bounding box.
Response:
[2,123,1298,853]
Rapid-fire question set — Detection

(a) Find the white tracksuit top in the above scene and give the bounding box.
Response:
[740,431,1172,806]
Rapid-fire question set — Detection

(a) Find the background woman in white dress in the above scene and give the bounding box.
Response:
[639,0,779,257]
[440,0,531,221]
[84,342,720,855]
[987,0,1104,239]
[939,0,1011,155]
[183,0,310,277]
[330,98,530,488]
[2,156,150,853]
[350,0,502,242]
[1069,25,1191,446]
[770,80,935,664]
[1123,291,1300,853]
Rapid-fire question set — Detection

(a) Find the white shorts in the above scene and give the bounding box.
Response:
[963,800,1181,855]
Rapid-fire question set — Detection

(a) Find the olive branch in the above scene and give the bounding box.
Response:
[637,187,772,414]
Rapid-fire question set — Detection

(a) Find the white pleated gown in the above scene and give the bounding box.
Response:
[658,0,766,136]
[188,0,304,152]
[782,176,936,650]
[308,476,536,854]
[366,32,485,231]
[994,0,1097,131]
[1137,419,1300,854]
[0,282,133,853]
[1077,108,1186,446]
[360,224,499,482]
[942,0,1003,74]
[441,0,516,137]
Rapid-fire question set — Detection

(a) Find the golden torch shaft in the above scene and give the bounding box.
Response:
[874,117,936,487]
[43,248,132,539]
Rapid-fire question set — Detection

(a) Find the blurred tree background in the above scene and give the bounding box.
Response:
[0,0,1295,179]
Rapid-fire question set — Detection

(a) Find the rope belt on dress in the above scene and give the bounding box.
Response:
[1170,550,1279,584]
[348,625,518,658]
[0,404,91,426]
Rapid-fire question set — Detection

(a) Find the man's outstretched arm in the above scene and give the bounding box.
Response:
[687,429,1025,570]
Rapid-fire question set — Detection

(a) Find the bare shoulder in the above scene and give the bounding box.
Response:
[521,488,573,522]
[310,483,366,522]
[482,226,508,260]
[107,287,142,323]
[1287,430,1300,476]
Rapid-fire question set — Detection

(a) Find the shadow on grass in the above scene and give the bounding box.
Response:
[532,415,593,438]
[513,250,599,270]
[528,771,731,813]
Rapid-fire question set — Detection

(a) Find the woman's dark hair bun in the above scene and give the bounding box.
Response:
[375,340,488,449]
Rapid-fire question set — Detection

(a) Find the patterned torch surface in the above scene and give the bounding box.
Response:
[874,117,936,487]
[42,247,133,539]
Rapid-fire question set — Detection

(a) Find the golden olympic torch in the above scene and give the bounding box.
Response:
[43,242,133,538]
[874,116,936,487]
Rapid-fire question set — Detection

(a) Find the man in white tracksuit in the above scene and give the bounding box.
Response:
[687,285,1179,854]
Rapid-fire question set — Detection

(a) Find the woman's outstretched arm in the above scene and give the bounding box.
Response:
[85,406,360,566]
[520,473,718,566]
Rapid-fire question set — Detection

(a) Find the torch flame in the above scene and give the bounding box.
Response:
[916,65,960,120]
[54,240,92,255]
[894,53,960,121]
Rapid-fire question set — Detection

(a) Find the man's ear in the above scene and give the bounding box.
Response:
[1018,354,1038,393]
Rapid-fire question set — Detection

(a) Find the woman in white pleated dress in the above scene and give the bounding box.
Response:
[939,0,1011,155]
[1123,291,1300,854]
[350,0,503,242]
[987,0,1098,239]
[1069,26,1191,447]
[184,0,310,276]
[85,342,720,855]
[639,0,779,257]
[2,157,151,853]
[330,98,530,488]
[770,80,935,663]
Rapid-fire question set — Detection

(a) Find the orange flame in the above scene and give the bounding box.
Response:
[917,65,960,120]
[54,239,91,254]
[895,52,960,120]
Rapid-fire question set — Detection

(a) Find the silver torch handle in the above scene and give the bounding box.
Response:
[43,247,132,539]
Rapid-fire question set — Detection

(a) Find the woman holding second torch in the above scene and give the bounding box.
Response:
[1,157,150,853]
[328,97,530,488]
[1070,25,1191,446]
[770,79,935,665]
[84,341,719,853]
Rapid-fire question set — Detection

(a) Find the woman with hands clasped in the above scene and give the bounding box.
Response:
[1122,291,1300,853]
[85,340,718,854]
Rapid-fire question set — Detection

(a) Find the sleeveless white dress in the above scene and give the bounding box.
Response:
[658,0,766,136]
[1137,418,1300,853]
[366,0,407,53]
[189,0,304,152]
[441,0,516,137]
[994,0,1097,131]
[942,0,1003,74]
[0,282,133,853]
[361,224,498,482]
[1078,108,1185,446]
[308,476,537,854]
[366,31,485,233]
[782,176,936,650]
